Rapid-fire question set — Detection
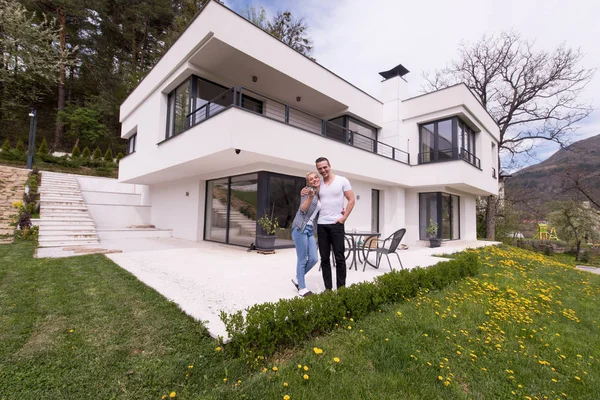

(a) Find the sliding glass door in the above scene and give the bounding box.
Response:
[419,192,460,240]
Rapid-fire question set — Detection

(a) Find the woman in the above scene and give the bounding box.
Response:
[290,172,321,297]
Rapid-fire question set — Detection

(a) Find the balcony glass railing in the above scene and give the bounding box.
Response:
[182,86,410,165]
[417,147,481,169]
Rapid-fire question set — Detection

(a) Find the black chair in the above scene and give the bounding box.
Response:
[364,228,406,271]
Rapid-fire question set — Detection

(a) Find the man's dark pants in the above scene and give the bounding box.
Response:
[317,223,346,290]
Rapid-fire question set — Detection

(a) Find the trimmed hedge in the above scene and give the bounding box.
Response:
[220,252,479,358]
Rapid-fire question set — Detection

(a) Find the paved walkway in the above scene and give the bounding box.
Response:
[576,265,600,275]
[65,237,497,340]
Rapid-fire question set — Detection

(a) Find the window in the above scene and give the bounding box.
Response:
[419,192,460,240]
[326,116,378,151]
[127,133,137,154]
[419,117,479,167]
[166,78,192,139]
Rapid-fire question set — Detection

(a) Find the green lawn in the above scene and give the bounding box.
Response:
[1,242,599,399]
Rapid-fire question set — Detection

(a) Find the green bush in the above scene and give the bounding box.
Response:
[1,138,10,153]
[92,147,103,160]
[15,139,25,153]
[220,252,479,358]
[37,137,48,154]
[94,166,114,177]
[81,147,91,159]
[116,152,124,163]
[104,148,113,162]
[71,145,81,158]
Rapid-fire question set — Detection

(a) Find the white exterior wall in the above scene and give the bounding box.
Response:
[150,177,206,241]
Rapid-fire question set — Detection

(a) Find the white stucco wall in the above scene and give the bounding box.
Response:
[150,177,205,241]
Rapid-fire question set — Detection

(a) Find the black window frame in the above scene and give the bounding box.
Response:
[326,115,378,147]
[418,116,479,167]
[418,192,461,241]
[127,133,137,154]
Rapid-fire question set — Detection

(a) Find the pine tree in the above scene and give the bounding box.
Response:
[1,138,10,153]
[37,137,49,154]
[16,139,25,153]
[71,145,81,158]
[92,147,102,160]
[116,152,124,163]
[81,147,90,159]
[104,148,113,162]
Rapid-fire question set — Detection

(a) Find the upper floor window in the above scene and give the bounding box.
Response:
[127,133,137,154]
[326,116,378,152]
[418,117,480,168]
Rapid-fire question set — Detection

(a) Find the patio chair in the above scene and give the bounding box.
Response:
[364,228,406,271]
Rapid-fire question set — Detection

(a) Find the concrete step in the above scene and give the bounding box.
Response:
[39,240,101,248]
[39,215,95,221]
[36,220,96,226]
[40,183,79,188]
[96,228,172,240]
[41,204,88,211]
[39,231,99,237]
[39,226,97,232]
[40,199,85,205]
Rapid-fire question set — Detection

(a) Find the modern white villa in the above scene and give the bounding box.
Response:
[117,0,500,249]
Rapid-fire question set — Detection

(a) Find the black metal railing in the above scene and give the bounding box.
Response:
[182,86,410,165]
[417,147,481,169]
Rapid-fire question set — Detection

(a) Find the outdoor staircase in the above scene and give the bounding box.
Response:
[212,199,256,237]
[0,166,30,242]
[38,171,100,247]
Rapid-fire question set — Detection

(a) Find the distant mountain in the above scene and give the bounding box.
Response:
[504,134,600,217]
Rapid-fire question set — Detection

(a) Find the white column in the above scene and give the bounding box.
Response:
[382,186,406,238]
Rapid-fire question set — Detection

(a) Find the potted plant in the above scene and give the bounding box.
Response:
[426,219,441,248]
[256,204,281,251]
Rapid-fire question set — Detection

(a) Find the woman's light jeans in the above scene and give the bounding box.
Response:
[291,225,319,289]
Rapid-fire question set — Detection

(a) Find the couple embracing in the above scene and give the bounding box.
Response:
[290,157,355,297]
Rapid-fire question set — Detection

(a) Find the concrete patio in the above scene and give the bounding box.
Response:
[37,237,498,339]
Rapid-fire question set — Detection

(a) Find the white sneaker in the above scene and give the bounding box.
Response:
[291,279,299,291]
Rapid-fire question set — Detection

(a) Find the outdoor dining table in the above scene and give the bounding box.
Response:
[344,231,381,271]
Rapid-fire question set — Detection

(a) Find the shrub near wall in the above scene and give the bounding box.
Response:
[220,252,479,358]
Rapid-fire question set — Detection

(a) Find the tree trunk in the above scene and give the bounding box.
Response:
[575,238,581,262]
[486,195,496,240]
[54,8,67,150]
[131,19,137,74]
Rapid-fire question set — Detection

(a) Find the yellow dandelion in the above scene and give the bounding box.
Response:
[169,392,176,398]
[575,376,581,381]
[333,357,340,363]
[262,367,267,373]
[215,347,222,351]
[347,326,352,330]
[297,364,302,369]
[237,380,242,384]
[69,329,74,333]
[223,378,227,383]
[438,376,443,381]
[385,338,389,342]
[272,366,278,372]
[303,365,309,371]
[303,374,309,380]
[424,334,429,337]
[284,382,288,387]
[444,381,450,386]
[283,396,290,400]
[313,347,323,355]
[188,365,193,369]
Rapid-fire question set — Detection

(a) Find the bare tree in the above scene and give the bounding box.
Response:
[424,31,595,239]
[560,168,600,210]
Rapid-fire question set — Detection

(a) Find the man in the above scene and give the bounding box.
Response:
[303,157,355,290]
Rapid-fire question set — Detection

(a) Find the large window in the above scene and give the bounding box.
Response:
[204,171,305,249]
[326,116,378,151]
[166,78,192,139]
[419,117,479,167]
[419,192,460,240]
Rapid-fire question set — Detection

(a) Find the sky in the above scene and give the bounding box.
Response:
[224,0,600,170]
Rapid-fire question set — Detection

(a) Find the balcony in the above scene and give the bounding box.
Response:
[171,86,410,165]
[417,147,481,169]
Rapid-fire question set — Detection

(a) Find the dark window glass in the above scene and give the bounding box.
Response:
[267,174,306,247]
[420,123,435,162]
[240,94,264,114]
[419,192,460,240]
[127,133,137,154]
[326,117,346,143]
[193,77,229,124]
[349,117,377,152]
[166,79,191,138]
[437,119,453,160]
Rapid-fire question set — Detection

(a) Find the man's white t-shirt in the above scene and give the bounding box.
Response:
[317,175,352,224]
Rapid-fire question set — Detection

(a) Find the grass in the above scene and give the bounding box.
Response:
[1,242,599,399]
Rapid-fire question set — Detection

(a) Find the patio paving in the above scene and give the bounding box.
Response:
[82,237,498,340]
[36,237,498,339]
